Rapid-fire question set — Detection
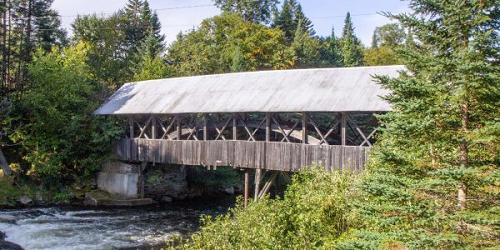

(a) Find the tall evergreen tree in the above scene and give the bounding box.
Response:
[324,27,342,66]
[273,0,314,44]
[339,12,363,66]
[291,19,321,67]
[0,0,66,94]
[342,0,499,248]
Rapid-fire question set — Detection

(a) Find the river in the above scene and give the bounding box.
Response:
[0,199,232,250]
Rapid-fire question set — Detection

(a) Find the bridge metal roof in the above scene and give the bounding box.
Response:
[95,65,404,115]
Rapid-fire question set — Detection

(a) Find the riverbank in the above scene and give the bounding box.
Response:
[0,195,236,250]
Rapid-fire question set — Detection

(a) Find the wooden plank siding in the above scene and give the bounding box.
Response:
[114,139,370,172]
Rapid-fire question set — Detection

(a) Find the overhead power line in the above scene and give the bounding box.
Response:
[7,3,216,20]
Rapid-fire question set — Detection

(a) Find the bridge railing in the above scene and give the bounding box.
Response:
[114,139,370,172]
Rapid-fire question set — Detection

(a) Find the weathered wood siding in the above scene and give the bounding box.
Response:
[115,139,370,172]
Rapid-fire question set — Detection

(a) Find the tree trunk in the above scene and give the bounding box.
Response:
[0,148,11,176]
[458,102,469,210]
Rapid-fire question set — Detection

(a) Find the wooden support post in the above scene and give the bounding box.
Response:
[302,112,308,144]
[254,169,261,202]
[341,112,347,146]
[340,112,347,170]
[203,114,208,140]
[244,169,249,207]
[233,113,237,140]
[176,115,181,140]
[265,113,271,141]
[258,171,278,199]
[129,117,134,139]
[151,116,157,139]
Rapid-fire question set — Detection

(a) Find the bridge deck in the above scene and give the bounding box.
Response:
[115,139,370,172]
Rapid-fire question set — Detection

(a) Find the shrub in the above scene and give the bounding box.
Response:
[178,167,359,249]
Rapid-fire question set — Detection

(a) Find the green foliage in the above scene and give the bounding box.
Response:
[340,12,364,66]
[179,1,499,249]
[72,0,164,87]
[187,166,241,189]
[178,168,359,249]
[272,0,314,43]
[371,23,406,48]
[364,23,406,66]
[363,46,401,66]
[338,0,500,248]
[133,53,169,81]
[132,32,170,81]
[167,13,294,76]
[213,0,279,24]
[0,176,20,206]
[9,42,122,187]
[72,14,130,87]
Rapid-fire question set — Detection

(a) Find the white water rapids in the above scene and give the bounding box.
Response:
[0,205,222,250]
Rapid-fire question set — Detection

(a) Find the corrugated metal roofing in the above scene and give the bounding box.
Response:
[95,65,404,115]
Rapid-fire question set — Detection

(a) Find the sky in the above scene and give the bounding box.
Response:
[52,0,410,47]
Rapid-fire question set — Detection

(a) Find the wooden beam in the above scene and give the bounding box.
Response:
[309,118,328,145]
[176,115,182,140]
[258,171,278,199]
[151,116,157,139]
[254,168,261,201]
[265,113,271,141]
[128,117,134,139]
[341,112,347,146]
[302,112,308,144]
[160,116,177,140]
[203,114,208,141]
[272,116,291,143]
[233,113,237,140]
[137,117,152,139]
[239,117,256,142]
[247,118,266,142]
[215,116,232,141]
[347,116,374,147]
[244,169,249,207]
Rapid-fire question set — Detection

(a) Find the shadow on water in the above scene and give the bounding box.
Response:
[0,195,236,250]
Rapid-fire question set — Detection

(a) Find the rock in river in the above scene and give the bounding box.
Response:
[0,231,24,250]
[0,215,15,224]
[17,196,32,206]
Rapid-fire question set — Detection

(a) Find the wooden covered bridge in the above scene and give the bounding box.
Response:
[95,65,402,203]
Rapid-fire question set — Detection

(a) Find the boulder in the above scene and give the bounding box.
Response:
[0,231,24,250]
[0,240,24,250]
[161,196,173,203]
[0,215,16,224]
[223,186,235,195]
[17,196,32,205]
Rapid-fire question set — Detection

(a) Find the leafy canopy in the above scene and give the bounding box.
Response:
[167,13,294,76]
[8,43,122,187]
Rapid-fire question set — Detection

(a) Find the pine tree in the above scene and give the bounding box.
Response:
[339,12,363,66]
[272,0,295,43]
[0,0,66,94]
[272,0,314,44]
[123,0,146,50]
[291,19,321,67]
[342,1,499,248]
[294,4,314,36]
[325,27,342,66]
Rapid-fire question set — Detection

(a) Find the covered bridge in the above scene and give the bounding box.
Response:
[95,65,402,201]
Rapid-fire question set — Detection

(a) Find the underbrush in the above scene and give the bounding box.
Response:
[177,167,359,249]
